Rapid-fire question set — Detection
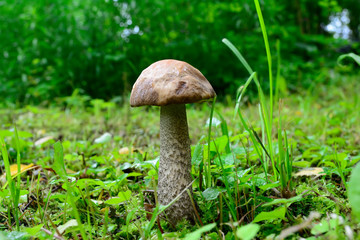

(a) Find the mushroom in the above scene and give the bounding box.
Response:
[130,59,216,225]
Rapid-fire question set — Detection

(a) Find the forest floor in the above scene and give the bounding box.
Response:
[0,73,360,239]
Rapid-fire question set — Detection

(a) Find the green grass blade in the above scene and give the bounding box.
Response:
[223,37,276,179]
[206,97,217,188]
[216,111,231,154]
[0,137,12,192]
[284,130,293,190]
[53,141,67,179]
[253,0,277,180]
[258,105,268,174]
[54,141,88,240]
[220,193,238,222]
[222,38,253,74]
[236,110,267,177]
[145,206,159,237]
[337,52,360,67]
[0,137,18,229]
[234,72,257,119]
[275,39,281,104]
[278,119,286,189]
[254,0,273,125]
[213,141,238,221]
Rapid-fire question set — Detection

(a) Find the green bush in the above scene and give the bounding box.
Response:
[0,0,357,104]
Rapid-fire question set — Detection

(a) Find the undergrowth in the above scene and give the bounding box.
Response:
[1,0,360,239]
[0,71,359,239]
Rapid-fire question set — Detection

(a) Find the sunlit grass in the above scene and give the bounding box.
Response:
[0,6,359,236]
[0,71,359,238]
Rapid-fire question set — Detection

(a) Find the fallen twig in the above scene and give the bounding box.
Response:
[276,211,321,240]
[41,227,65,240]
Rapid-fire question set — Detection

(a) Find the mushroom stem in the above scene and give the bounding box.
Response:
[158,104,195,225]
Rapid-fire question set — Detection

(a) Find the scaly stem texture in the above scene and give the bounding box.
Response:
[158,104,195,225]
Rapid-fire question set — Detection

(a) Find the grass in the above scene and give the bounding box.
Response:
[1,1,360,238]
[222,0,292,197]
[1,127,22,232]
[0,70,359,239]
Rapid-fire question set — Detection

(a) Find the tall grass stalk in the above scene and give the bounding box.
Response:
[0,129,22,230]
[253,0,276,180]
[254,0,273,124]
[222,0,294,189]
[259,105,268,174]
[205,97,217,188]
[275,39,281,105]
[222,38,274,180]
[277,103,293,195]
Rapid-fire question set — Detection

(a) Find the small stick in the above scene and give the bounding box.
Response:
[187,189,203,226]
[276,212,321,239]
[40,227,65,240]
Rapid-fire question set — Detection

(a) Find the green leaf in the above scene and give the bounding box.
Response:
[236,223,260,240]
[105,190,131,204]
[126,207,138,225]
[191,143,203,166]
[310,218,340,235]
[214,153,236,166]
[57,219,78,234]
[337,53,360,67]
[53,141,67,179]
[0,130,13,137]
[258,181,280,191]
[0,137,13,192]
[0,231,28,240]
[202,188,224,201]
[183,223,216,240]
[237,168,252,179]
[348,163,360,221]
[0,189,10,197]
[25,224,44,236]
[17,131,33,138]
[118,190,132,201]
[292,161,311,168]
[253,206,286,223]
[76,179,104,190]
[350,155,360,167]
[127,172,142,177]
[204,136,229,157]
[105,197,126,205]
[262,194,303,207]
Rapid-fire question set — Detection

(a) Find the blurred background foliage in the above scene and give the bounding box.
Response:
[0,0,359,105]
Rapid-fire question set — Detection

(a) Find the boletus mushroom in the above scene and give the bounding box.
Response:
[130,59,216,225]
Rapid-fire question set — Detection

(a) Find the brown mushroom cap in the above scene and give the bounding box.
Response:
[130,59,216,107]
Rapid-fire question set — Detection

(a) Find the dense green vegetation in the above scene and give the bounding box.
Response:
[0,71,359,239]
[1,0,360,239]
[1,0,359,104]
